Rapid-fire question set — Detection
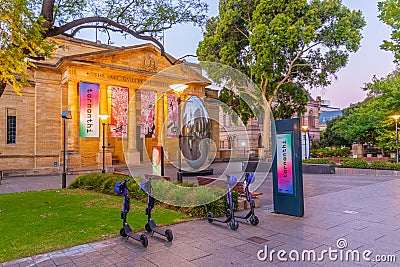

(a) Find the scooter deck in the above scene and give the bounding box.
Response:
[124,224,142,240]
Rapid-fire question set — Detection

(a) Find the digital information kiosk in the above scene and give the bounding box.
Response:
[272,118,304,217]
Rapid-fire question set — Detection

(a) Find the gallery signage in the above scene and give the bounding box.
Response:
[80,82,99,137]
[276,133,294,195]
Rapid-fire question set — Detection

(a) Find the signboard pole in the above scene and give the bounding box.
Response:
[272,118,304,217]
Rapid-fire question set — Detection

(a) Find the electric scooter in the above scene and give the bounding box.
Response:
[234,172,259,226]
[115,179,148,247]
[207,175,239,230]
[140,177,173,242]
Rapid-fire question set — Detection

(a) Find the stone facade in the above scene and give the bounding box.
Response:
[0,36,217,173]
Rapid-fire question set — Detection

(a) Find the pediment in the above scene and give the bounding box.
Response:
[70,44,172,73]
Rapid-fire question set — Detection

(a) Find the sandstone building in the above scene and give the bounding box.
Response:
[0,36,218,175]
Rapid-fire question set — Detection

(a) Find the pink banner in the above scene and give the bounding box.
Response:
[110,86,128,138]
[80,82,99,138]
[140,90,156,138]
[167,94,179,138]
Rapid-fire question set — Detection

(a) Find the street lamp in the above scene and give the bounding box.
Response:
[390,114,400,163]
[169,83,188,183]
[61,110,72,188]
[99,114,110,173]
[301,125,309,160]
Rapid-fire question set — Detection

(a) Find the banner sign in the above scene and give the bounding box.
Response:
[110,86,128,138]
[167,94,179,138]
[152,146,163,175]
[80,82,99,137]
[276,133,294,195]
[140,90,156,138]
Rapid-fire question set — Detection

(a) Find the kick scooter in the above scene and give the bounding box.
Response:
[140,177,173,242]
[234,172,259,226]
[115,179,148,247]
[207,175,239,230]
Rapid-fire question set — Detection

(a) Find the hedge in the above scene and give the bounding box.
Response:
[69,173,238,218]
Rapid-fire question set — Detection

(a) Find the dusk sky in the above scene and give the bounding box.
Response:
[80,0,396,109]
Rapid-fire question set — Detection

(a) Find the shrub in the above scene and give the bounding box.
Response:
[368,161,395,170]
[69,173,238,218]
[339,158,369,169]
[310,147,351,158]
[303,158,336,166]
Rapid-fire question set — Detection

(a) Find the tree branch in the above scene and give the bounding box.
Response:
[44,16,175,64]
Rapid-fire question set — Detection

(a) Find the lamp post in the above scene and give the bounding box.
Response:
[169,84,188,183]
[301,125,309,160]
[391,114,400,163]
[99,114,110,173]
[61,110,72,188]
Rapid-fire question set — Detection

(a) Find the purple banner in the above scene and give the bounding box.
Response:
[80,82,99,137]
[276,133,294,195]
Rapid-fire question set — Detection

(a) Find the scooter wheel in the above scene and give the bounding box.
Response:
[229,219,239,230]
[250,215,259,226]
[120,227,127,237]
[140,234,148,247]
[207,212,214,223]
[165,229,173,242]
[145,222,152,233]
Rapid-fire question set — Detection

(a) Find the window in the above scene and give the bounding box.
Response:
[7,109,16,144]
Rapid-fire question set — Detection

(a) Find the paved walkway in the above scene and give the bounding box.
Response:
[1,169,400,266]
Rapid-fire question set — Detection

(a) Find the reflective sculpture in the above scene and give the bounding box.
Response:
[180,96,211,169]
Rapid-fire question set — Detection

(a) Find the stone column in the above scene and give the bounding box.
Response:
[126,90,141,165]
[67,80,81,168]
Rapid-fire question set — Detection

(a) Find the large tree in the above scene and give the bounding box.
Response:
[0,0,208,95]
[325,69,400,151]
[197,0,365,119]
[379,0,400,63]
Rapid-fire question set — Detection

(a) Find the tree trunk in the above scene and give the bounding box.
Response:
[0,82,6,97]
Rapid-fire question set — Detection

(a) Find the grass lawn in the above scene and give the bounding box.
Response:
[0,189,192,263]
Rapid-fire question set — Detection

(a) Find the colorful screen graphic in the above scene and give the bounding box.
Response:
[276,133,294,195]
[140,90,156,138]
[80,82,99,137]
[167,94,179,138]
[110,86,128,138]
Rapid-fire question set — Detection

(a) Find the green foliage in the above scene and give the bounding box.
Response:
[310,147,351,158]
[198,0,365,119]
[339,158,369,169]
[0,0,54,95]
[325,69,400,150]
[302,158,336,166]
[378,0,400,63]
[70,173,238,218]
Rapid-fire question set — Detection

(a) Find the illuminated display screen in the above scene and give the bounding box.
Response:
[276,133,294,195]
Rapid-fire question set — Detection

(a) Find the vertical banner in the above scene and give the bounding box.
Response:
[167,94,179,138]
[110,86,128,138]
[80,82,99,137]
[276,133,294,195]
[140,90,156,138]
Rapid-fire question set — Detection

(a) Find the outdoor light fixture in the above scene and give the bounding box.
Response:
[61,110,72,188]
[301,125,309,160]
[391,114,400,163]
[99,114,110,173]
[242,142,246,158]
[170,83,188,183]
